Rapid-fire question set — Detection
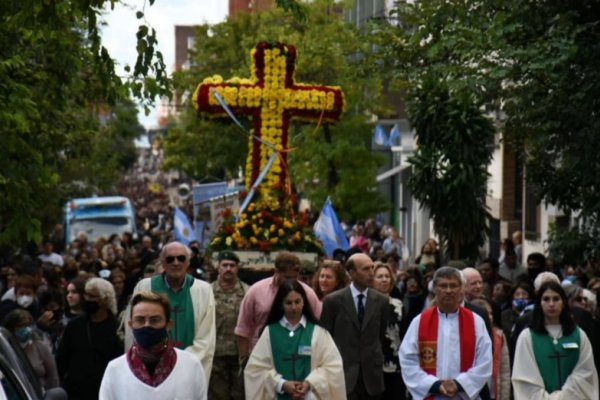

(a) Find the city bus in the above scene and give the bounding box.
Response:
[64,196,137,246]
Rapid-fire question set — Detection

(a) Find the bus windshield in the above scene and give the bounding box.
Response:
[68,217,132,244]
[64,196,136,245]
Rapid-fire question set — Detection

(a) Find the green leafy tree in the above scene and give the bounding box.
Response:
[166,1,390,220]
[376,0,600,260]
[407,76,494,260]
[59,100,144,194]
[0,0,169,246]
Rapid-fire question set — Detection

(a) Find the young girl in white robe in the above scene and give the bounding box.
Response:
[244,279,346,399]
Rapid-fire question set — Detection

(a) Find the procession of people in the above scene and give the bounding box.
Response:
[1,215,599,399]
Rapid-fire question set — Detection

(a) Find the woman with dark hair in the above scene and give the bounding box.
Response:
[64,277,87,322]
[3,309,60,391]
[501,281,534,342]
[512,281,598,399]
[492,281,513,312]
[244,279,345,399]
[401,267,427,334]
[36,288,66,353]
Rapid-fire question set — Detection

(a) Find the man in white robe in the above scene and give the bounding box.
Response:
[124,241,216,381]
[399,267,492,400]
[244,321,346,399]
[101,291,207,400]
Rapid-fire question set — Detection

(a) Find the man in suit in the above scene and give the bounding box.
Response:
[320,253,388,400]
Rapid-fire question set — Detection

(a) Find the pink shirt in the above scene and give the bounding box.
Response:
[234,276,322,349]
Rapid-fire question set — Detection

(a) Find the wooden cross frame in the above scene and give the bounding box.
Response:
[193,42,344,194]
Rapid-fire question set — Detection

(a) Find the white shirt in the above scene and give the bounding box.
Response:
[99,348,206,400]
[349,282,368,312]
[399,307,493,400]
[279,315,307,331]
[38,252,64,267]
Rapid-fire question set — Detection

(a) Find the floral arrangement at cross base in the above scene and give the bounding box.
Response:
[209,188,323,254]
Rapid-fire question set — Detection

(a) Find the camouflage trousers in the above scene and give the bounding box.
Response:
[208,355,243,400]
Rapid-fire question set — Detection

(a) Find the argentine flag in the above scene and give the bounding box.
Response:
[174,207,197,245]
[372,124,390,147]
[313,199,349,257]
[389,124,401,145]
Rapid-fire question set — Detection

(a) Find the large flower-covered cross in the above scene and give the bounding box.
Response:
[193,42,344,194]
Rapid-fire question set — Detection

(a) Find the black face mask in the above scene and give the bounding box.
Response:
[82,300,100,315]
[133,326,168,349]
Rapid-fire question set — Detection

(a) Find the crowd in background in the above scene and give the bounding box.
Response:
[0,173,599,399]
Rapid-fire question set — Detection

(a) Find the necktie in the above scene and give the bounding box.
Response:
[357,294,365,324]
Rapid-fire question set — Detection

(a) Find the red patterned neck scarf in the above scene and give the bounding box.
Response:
[127,341,177,387]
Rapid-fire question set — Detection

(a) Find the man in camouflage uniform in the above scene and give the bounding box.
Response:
[209,251,249,400]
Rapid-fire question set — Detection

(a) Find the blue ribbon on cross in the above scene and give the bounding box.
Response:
[210,89,278,220]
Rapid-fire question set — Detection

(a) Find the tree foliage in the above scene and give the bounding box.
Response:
[0,0,169,246]
[166,1,391,220]
[407,77,494,260]
[376,0,600,259]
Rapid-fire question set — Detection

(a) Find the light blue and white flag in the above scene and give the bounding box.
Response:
[389,124,401,145]
[313,199,349,257]
[372,124,390,147]
[174,207,197,245]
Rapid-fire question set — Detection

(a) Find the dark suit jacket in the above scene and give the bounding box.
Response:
[320,287,389,396]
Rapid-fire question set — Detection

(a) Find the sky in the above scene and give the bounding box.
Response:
[101,0,228,128]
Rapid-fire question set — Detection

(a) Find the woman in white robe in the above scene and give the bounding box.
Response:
[512,281,598,400]
[244,279,346,400]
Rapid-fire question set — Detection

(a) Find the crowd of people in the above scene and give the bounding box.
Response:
[0,198,599,399]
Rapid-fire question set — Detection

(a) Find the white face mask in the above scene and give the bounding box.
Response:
[17,295,34,308]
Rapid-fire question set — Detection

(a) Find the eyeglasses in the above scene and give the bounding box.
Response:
[165,255,187,264]
[131,316,166,328]
[435,283,461,291]
[574,296,588,303]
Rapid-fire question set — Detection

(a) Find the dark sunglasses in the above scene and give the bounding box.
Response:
[165,254,187,264]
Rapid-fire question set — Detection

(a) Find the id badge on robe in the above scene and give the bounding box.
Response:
[562,342,578,349]
[298,345,312,356]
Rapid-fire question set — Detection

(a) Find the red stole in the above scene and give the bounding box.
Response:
[417,306,476,377]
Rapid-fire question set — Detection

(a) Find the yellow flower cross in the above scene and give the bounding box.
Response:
[193,42,345,194]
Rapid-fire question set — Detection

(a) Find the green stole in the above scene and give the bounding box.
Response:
[150,274,195,349]
[269,321,315,400]
[531,328,580,392]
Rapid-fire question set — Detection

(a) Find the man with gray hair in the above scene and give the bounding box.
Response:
[400,267,492,399]
[462,267,484,302]
[125,241,216,382]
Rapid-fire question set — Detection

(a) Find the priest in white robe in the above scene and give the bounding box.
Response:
[399,267,492,400]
